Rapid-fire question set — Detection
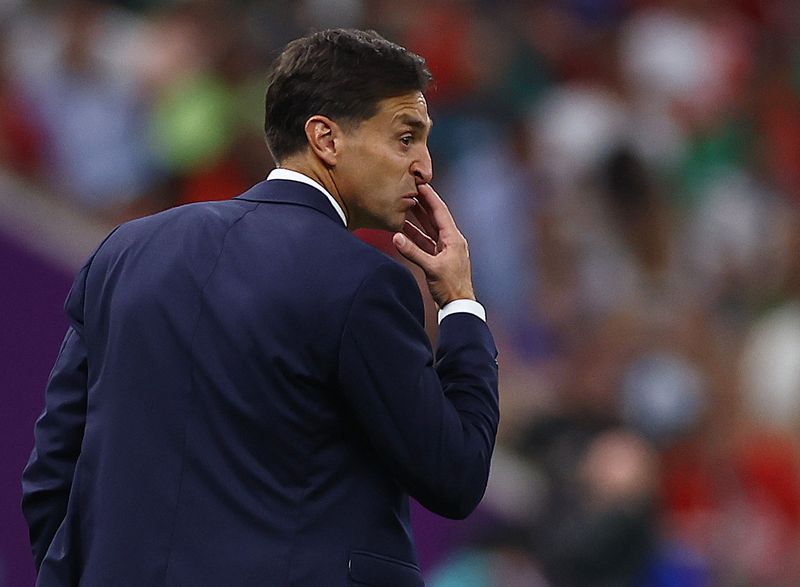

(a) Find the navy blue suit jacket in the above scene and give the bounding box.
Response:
[22,179,499,586]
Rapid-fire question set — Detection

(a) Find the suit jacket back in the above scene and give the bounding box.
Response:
[22,180,499,587]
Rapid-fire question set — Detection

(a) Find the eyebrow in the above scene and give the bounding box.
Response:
[395,114,433,132]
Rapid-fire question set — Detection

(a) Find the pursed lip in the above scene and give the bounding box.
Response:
[401,194,418,209]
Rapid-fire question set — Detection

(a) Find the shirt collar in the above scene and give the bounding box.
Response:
[267,168,347,227]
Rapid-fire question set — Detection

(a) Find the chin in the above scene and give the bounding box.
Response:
[362,216,403,233]
[388,216,407,233]
[388,218,404,232]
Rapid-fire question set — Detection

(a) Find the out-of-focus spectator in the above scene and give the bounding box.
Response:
[0,32,44,176]
[444,122,539,334]
[16,2,156,216]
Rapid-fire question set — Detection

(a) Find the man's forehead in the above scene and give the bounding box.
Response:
[382,92,432,128]
[382,90,426,107]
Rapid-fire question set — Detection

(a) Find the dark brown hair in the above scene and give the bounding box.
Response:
[264,29,432,163]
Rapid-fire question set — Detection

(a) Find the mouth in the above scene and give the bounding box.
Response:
[401,195,418,210]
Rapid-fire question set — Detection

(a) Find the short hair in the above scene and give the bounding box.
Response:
[264,29,432,163]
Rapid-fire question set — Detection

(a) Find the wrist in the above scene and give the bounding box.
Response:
[434,285,477,308]
[440,289,475,308]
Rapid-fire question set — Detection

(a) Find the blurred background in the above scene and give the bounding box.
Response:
[2,0,800,585]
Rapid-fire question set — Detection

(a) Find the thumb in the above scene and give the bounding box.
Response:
[393,232,431,270]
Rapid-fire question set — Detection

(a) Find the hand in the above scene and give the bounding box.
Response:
[392,184,476,308]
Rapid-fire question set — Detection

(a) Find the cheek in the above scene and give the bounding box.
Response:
[347,143,406,203]
[366,157,402,193]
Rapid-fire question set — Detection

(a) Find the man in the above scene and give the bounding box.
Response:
[22,29,499,586]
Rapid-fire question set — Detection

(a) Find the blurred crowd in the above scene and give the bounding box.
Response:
[3,0,800,584]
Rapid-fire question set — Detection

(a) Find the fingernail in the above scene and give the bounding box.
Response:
[394,234,407,246]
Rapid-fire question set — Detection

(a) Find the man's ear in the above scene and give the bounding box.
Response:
[304,115,340,167]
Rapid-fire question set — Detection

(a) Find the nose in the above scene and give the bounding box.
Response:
[411,147,433,185]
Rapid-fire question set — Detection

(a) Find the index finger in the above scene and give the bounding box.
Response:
[409,201,438,242]
[415,184,458,235]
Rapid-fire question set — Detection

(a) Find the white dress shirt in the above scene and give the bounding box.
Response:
[266,168,486,324]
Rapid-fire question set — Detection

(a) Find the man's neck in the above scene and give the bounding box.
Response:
[277,158,350,226]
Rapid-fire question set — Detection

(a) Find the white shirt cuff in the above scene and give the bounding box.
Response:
[437,299,486,324]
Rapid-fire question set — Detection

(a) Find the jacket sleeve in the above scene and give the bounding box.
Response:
[21,256,91,571]
[337,261,499,519]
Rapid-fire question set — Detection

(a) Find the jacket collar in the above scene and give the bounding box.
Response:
[235,179,347,228]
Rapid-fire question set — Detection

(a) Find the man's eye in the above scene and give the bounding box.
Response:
[400,135,412,146]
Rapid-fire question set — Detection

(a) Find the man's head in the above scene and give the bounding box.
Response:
[264,29,435,231]
[265,29,431,163]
